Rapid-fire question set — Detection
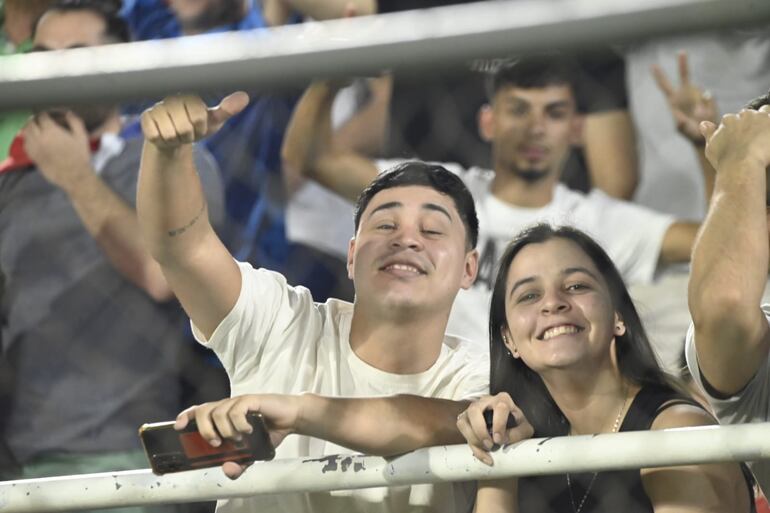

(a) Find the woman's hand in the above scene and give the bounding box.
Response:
[456,393,533,466]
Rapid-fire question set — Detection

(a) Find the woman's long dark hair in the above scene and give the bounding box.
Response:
[489,224,681,437]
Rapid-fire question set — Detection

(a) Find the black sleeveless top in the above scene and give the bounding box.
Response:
[517,385,756,512]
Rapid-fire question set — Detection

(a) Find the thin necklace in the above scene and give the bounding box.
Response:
[566,384,629,513]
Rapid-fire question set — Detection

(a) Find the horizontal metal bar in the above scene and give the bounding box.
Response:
[1,422,769,512]
[0,0,768,111]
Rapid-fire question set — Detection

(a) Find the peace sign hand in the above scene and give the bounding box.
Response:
[652,52,717,146]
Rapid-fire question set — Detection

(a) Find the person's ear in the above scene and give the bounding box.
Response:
[346,237,356,280]
[613,313,626,337]
[478,104,495,142]
[460,249,479,290]
[502,328,519,358]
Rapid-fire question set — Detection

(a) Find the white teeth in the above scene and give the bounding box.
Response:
[387,264,420,273]
[542,325,579,340]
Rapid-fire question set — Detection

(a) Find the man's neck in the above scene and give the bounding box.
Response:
[348,306,448,375]
[490,166,559,208]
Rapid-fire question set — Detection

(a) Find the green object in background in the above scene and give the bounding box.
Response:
[12,38,32,53]
[0,111,29,158]
[0,3,32,159]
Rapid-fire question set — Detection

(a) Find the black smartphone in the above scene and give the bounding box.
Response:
[139,412,275,475]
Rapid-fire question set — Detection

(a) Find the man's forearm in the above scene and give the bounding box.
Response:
[583,110,639,200]
[282,82,337,193]
[334,76,391,157]
[137,143,212,265]
[65,168,173,302]
[283,81,381,200]
[688,154,770,391]
[689,157,768,318]
[695,146,716,203]
[296,394,467,456]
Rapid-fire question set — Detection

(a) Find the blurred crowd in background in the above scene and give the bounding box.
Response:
[1,1,769,512]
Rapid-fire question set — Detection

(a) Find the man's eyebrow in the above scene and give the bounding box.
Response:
[367,201,402,219]
[367,201,453,222]
[423,203,453,222]
[546,100,572,111]
[503,96,530,107]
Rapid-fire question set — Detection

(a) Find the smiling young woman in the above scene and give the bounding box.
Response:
[456,223,755,513]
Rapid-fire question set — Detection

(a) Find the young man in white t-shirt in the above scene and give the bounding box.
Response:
[281,54,700,345]
[136,94,532,513]
[685,91,770,494]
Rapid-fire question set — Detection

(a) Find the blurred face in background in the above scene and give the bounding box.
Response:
[480,84,581,184]
[169,0,245,34]
[32,9,116,132]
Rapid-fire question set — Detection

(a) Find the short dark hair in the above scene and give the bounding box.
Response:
[353,161,479,250]
[488,53,582,106]
[745,88,770,110]
[34,0,130,43]
[488,224,684,437]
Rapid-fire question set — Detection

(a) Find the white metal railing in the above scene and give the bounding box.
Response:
[0,0,768,111]
[1,423,769,512]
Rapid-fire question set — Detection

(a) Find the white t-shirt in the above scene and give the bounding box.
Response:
[192,262,489,513]
[444,165,675,344]
[286,181,355,259]
[684,305,770,494]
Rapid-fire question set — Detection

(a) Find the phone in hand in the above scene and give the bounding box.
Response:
[139,412,275,475]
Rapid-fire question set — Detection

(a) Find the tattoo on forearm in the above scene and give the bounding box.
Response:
[167,202,206,237]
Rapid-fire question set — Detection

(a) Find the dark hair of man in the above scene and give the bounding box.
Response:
[33,0,130,43]
[745,88,770,111]
[488,53,585,111]
[353,161,479,250]
[178,0,245,34]
[488,223,684,437]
